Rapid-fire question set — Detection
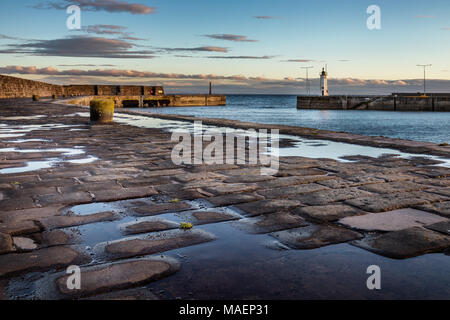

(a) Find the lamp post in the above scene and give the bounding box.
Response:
[417,64,432,96]
[301,66,313,96]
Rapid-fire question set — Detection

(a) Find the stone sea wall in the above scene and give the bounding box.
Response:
[0,75,165,99]
[297,95,450,111]
[0,75,64,98]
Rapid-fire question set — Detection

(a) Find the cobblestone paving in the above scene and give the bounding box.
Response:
[0,99,449,299]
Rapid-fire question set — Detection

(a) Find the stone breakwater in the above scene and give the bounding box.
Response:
[0,99,449,300]
[297,95,450,112]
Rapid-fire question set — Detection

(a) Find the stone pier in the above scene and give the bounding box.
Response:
[0,99,449,300]
[297,94,450,111]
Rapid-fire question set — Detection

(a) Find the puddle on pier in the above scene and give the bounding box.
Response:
[0,115,47,120]
[147,221,450,300]
[65,198,450,299]
[0,159,61,174]
[275,135,450,167]
[0,146,98,174]
[0,121,98,174]
[4,138,52,143]
[0,133,26,138]
[6,194,450,300]
[63,198,224,249]
[0,147,85,156]
[0,123,87,134]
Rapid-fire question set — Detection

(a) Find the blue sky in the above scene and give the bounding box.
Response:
[0,0,449,93]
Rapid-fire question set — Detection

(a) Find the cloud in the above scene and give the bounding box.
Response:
[203,34,257,42]
[75,24,146,41]
[0,34,20,40]
[82,24,127,35]
[57,64,116,67]
[415,15,435,19]
[34,0,155,14]
[441,27,450,30]
[282,59,314,63]
[0,36,154,58]
[162,46,228,53]
[0,65,249,81]
[207,55,273,59]
[254,16,281,20]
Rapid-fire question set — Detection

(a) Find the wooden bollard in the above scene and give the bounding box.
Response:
[90,99,114,124]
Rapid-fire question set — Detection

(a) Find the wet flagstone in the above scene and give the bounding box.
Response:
[39,211,119,230]
[294,204,363,222]
[234,212,308,234]
[339,208,448,232]
[235,199,303,217]
[132,202,192,216]
[425,221,450,235]
[0,245,90,278]
[99,229,216,260]
[55,257,179,299]
[270,225,363,250]
[34,256,179,299]
[345,191,448,213]
[352,227,450,259]
[189,210,240,225]
[205,193,264,207]
[122,219,179,235]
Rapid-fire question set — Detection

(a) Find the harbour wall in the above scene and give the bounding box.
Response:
[67,94,226,108]
[297,95,450,112]
[0,75,164,98]
[0,75,226,107]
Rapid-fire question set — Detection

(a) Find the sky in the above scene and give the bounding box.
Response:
[0,0,449,94]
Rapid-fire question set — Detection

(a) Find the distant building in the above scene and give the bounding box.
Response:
[320,68,328,96]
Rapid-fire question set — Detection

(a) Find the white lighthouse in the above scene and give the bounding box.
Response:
[320,67,328,96]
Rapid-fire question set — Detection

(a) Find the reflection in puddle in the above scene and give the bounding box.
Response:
[0,147,85,156]
[67,155,98,164]
[4,139,52,143]
[0,133,26,138]
[64,112,90,117]
[0,159,60,174]
[0,145,98,174]
[0,154,98,174]
[275,135,450,167]
[0,123,87,134]
[0,115,47,120]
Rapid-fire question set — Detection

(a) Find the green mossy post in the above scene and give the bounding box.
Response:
[32,95,39,101]
[90,99,114,124]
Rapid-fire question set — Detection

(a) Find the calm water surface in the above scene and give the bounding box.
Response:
[133,95,450,144]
